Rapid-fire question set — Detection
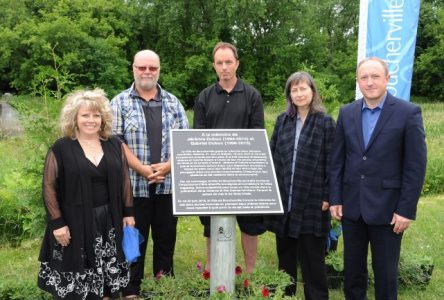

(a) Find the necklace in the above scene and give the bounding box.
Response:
[78,138,104,166]
[79,139,101,150]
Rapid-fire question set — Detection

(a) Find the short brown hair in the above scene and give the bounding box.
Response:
[212,42,238,60]
[60,88,113,140]
[356,57,389,77]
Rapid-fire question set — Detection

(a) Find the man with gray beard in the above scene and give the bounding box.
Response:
[111,50,189,299]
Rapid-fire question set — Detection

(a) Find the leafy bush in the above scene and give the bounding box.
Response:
[0,170,45,245]
[0,95,62,245]
[325,251,344,273]
[0,281,51,300]
[325,250,434,290]
[325,250,344,290]
[412,4,444,101]
[398,253,434,288]
[141,264,291,299]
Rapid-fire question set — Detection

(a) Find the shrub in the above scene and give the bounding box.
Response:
[0,281,51,300]
[0,95,62,245]
[325,250,344,290]
[141,264,291,299]
[398,253,434,288]
[325,250,343,273]
[0,170,45,245]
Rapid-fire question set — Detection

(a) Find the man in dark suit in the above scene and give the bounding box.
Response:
[329,57,427,300]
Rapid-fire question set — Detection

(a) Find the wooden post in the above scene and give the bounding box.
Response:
[210,215,236,294]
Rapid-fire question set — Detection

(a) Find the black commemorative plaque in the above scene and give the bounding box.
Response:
[170,129,283,215]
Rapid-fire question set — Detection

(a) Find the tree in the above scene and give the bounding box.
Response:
[412,0,444,100]
[1,0,138,97]
[0,0,441,103]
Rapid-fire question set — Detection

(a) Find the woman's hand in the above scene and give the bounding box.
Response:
[321,201,329,211]
[330,205,343,221]
[148,161,171,184]
[123,216,135,227]
[53,226,71,247]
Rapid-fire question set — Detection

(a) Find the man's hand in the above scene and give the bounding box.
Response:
[391,213,412,234]
[330,205,343,221]
[53,226,71,247]
[123,143,156,181]
[139,165,155,180]
[148,161,171,184]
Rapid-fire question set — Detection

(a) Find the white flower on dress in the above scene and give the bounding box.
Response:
[38,228,129,299]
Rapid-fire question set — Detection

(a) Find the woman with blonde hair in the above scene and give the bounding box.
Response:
[38,89,135,299]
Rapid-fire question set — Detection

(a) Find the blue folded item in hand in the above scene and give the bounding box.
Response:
[122,226,144,263]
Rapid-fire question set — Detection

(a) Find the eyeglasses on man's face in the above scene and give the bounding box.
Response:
[133,65,159,72]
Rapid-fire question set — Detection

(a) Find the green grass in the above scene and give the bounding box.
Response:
[421,102,444,194]
[0,194,443,299]
[0,137,26,181]
[0,99,443,299]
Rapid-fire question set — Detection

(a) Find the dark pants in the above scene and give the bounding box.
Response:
[123,194,177,296]
[276,234,328,299]
[200,215,265,237]
[342,217,402,300]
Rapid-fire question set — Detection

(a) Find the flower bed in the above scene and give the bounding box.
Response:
[141,263,291,298]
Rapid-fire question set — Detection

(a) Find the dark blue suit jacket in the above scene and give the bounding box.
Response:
[329,93,426,225]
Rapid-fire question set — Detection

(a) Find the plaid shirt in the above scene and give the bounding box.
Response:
[110,83,189,197]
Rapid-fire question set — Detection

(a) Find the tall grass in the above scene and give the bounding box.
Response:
[0,95,62,244]
[421,102,444,194]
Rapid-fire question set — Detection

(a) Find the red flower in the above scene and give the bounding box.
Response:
[235,265,242,276]
[196,261,203,272]
[243,278,249,288]
[155,270,164,280]
[261,286,270,298]
[202,269,210,280]
[216,285,226,293]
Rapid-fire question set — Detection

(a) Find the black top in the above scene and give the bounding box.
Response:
[141,89,162,164]
[90,157,109,207]
[38,136,134,272]
[141,91,162,196]
[193,78,264,129]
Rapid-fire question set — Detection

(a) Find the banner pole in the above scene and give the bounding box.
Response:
[356,0,369,100]
[210,215,236,295]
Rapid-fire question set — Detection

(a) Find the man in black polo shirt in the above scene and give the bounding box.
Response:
[194,42,265,273]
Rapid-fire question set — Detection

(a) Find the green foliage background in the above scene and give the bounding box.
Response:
[1,0,443,106]
[0,0,443,298]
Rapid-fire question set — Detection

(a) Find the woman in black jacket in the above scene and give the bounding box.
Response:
[265,72,335,299]
[38,89,135,299]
